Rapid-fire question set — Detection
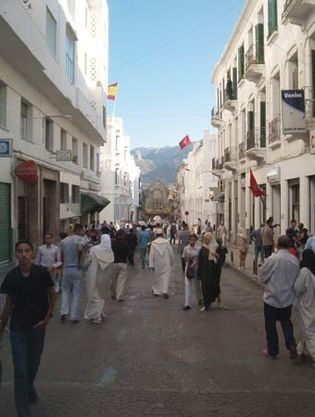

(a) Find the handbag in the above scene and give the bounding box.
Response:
[186,259,195,280]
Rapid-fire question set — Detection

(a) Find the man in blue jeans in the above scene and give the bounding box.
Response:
[258,235,299,360]
[0,240,56,417]
[138,225,150,268]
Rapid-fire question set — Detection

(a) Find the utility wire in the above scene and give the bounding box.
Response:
[110,8,235,72]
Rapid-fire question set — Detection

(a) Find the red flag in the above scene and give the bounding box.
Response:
[179,135,191,150]
[249,168,266,197]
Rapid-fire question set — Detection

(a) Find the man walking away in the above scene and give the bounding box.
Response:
[126,228,137,267]
[149,228,174,298]
[0,240,56,417]
[261,218,274,259]
[138,225,150,268]
[60,224,84,324]
[258,235,299,360]
[252,224,264,268]
[34,232,61,292]
[178,223,191,272]
[170,223,177,245]
[111,230,131,301]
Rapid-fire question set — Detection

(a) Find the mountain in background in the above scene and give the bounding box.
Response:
[132,145,193,187]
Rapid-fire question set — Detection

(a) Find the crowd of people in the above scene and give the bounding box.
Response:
[1,217,315,417]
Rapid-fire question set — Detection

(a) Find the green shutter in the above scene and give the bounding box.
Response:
[260,102,266,147]
[238,45,245,81]
[232,67,238,99]
[268,0,278,36]
[255,24,264,64]
[0,183,11,263]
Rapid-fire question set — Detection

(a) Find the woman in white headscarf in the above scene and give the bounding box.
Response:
[84,234,114,324]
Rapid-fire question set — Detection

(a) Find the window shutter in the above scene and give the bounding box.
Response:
[238,45,244,81]
[268,0,278,36]
[260,101,266,147]
[255,24,264,64]
[232,67,238,99]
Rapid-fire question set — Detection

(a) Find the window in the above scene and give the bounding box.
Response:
[72,137,78,164]
[268,0,278,37]
[85,7,88,28]
[96,153,100,174]
[60,183,69,204]
[46,7,57,56]
[45,118,54,152]
[103,106,106,128]
[20,100,32,142]
[90,145,95,171]
[238,44,245,82]
[65,28,75,82]
[288,52,299,89]
[82,143,88,168]
[289,179,300,221]
[71,185,80,204]
[0,82,6,127]
[60,129,67,150]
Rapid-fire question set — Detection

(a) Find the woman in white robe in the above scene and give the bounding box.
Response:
[294,249,315,365]
[149,229,174,298]
[84,234,114,324]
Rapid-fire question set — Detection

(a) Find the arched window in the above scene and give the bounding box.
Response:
[123,172,129,186]
[115,168,120,185]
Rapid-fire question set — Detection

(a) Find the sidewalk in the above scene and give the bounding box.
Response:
[225,241,263,287]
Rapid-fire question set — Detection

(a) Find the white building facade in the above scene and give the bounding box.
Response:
[100,116,141,224]
[0,0,109,263]
[176,130,218,228]
[211,0,315,242]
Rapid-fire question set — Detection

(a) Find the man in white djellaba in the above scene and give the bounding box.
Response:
[149,228,174,299]
[84,234,114,324]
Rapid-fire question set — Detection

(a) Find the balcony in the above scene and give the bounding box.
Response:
[211,158,222,177]
[245,45,265,84]
[222,94,237,113]
[282,0,315,26]
[245,129,267,163]
[268,117,281,148]
[223,147,238,172]
[211,107,224,129]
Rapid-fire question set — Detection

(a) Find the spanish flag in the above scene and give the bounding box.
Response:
[107,83,119,101]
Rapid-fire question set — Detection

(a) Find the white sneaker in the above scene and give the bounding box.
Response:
[90,318,102,324]
[200,306,206,312]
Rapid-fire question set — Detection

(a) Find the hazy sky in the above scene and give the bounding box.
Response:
[108,0,245,149]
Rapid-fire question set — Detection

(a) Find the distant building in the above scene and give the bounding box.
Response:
[142,180,173,221]
[175,130,218,227]
[99,116,141,224]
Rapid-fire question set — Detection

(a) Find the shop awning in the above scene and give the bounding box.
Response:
[81,192,110,215]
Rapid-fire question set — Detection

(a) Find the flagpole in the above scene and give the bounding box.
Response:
[112,90,118,118]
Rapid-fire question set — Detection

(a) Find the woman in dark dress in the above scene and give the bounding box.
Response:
[197,233,219,311]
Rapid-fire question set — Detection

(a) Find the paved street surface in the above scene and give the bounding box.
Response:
[1,249,315,417]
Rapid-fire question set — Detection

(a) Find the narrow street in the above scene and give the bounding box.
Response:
[1,250,315,417]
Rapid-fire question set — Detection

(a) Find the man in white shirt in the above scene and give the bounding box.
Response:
[34,233,61,292]
[258,235,300,359]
